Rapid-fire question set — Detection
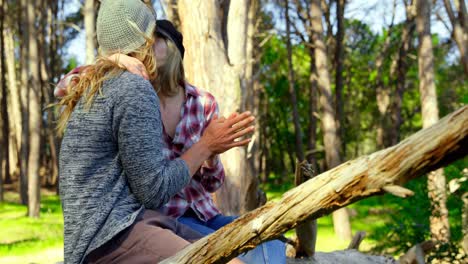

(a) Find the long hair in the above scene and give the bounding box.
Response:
[56,39,157,134]
[153,37,185,97]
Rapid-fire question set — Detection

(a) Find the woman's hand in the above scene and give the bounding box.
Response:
[54,66,88,98]
[199,111,255,155]
[109,53,149,80]
[54,74,77,98]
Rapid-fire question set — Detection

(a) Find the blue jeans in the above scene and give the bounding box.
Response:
[178,214,286,264]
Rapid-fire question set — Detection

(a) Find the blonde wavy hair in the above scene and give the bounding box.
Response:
[153,37,185,97]
[56,39,157,134]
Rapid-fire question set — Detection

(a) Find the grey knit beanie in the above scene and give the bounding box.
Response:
[97,0,156,56]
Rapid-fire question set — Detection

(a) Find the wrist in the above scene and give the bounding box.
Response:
[195,139,214,159]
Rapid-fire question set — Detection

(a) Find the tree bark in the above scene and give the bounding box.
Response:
[3,8,20,183]
[177,0,259,215]
[310,0,351,241]
[161,0,181,28]
[375,1,396,149]
[443,0,468,74]
[162,106,468,264]
[416,0,450,243]
[19,0,29,205]
[307,46,319,171]
[84,0,96,64]
[0,0,7,202]
[228,0,261,212]
[26,0,41,218]
[334,0,345,156]
[38,0,59,187]
[294,161,317,257]
[244,0,263,209]
[285,1,314,255]
[390,4,415,147]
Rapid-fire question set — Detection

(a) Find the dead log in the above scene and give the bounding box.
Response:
[162,106,468,264]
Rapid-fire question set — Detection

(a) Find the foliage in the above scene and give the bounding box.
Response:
[368,159,468,262]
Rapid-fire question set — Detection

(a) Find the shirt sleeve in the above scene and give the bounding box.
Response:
[113,74,190,209]
[199,94,225,193]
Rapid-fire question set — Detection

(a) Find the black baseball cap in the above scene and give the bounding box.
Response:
[156,19,185,59]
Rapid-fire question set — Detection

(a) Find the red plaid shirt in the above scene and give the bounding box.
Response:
[160,83,224,222]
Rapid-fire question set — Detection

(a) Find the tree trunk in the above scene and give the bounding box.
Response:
[390,4,415,147]
[261,96,271,183]
[285,0,305,163]
[294,161,317,257]
[161,0,181,28]
[244,0,262,210]
[162,106,468,264]
[416,0,450,243]
[375,1,396,149]
[0,0,6,202]
[443,0,468,74]
[4,4,21,182]
[310,0,351,241]
[286,4,317,253]
[39,0,59,188]
[227,0,261,212]
[334,0,345,156]
[307,46,319,171]
[26,0,41,218]
[177,0,259,215]
[50,0,62,190]
[19,0,29,205]
[84,0,96,64]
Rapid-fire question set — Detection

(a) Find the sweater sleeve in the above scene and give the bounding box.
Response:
[112,74,190,209]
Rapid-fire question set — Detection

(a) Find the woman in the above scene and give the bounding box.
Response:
[105,20,286,264]
[57,1,252,263]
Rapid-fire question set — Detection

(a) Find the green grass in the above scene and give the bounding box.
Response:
[0,191,64,264]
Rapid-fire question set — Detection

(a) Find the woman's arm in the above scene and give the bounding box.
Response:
[114,76,189,209]
[55,56,148,99]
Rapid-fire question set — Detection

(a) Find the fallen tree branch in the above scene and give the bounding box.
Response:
[162,106,468,264]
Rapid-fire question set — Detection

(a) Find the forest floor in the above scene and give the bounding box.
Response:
[0,184,393,264]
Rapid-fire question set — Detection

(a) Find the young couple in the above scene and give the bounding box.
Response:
[57,0,285,263]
